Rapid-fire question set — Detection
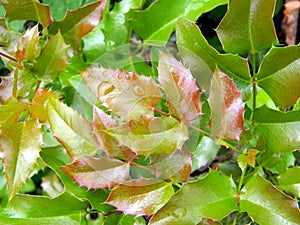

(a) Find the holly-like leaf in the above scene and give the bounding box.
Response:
[254,105,300,153]
[0,0,52,28]
[278,167,300,198]
[16,25,39,61]
[106,179,174,216]
[60,157,130,189]
[158,53,202,122]
[240,175,300,225]
[46,98,98,160]
[130,0,228,41]
[49,0,106,52]
[32,32,68,81]
[41,174,64,198]
[0,98,28,124]
[0,19,21,56]
[82,67,162,121]
[149,170,238,225]
[216,0,278,54]
[257,45,300,109]
[105,115,189,157]
[208,70,245,140]
[0,120,42,200]
[0,74,13,104]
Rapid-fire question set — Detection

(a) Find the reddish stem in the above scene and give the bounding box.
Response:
[0,51,17,62]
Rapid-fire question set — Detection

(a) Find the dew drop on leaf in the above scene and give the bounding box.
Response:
[98,81,115,96]
[133,86,145,96]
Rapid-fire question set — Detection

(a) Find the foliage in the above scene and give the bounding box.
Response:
[0,0,300,224]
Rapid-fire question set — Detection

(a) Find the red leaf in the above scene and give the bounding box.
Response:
[208,70,245,140]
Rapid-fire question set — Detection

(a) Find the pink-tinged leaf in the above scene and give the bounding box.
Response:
[0,0,52,28]
[151,147,192,182]
[49,0,106,52]
[208,70,245,140]
[16,25,40,61]
[46,98,98,160]
[0,120,43,200]
[105,115,189,157]
[93,106,137,160]
[82,67,162,121]
[0,19,21,56]
[60,157,130,189]
[32,32,68,81]
[0,74,13,104]
[106,179,174,216]
[158,53,202,122]
[0,98,28,125]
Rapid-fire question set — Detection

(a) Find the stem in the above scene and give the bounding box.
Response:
[12,69,18,98]
[218,140,243,154]
[251,53,258,124]
[238,166,247,193]
[0,51,17,62]
[129,161,153,173]
[232,212,239,225]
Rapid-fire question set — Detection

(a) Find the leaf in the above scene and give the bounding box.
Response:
[0,74,14,104]
[278,167,300,198]
[0,193,88,224]
[41,174,64,198]
[82,67,162,121]
[240,175,300,225]
[105,115,189,157]
[32,32,69,81]
[60,157,130,189]
[130,0,228,41]
[16,25,39,61]
[208,70,245,140]
[46,98,98,160]
[254,105,300,153]
[106,179,174,216]
[216,0,278,54]
[158,53,202,122]
[49,0,106,52]
[0,19,21,56]
[0,98,28,125]
[257,45,300,109]
[149,170,238,225]
[176,17,251,93]
[103,213,146,225]
[0,120,42,200]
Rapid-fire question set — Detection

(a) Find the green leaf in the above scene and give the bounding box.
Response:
[106,179,174,216]
[0,98,28,124]
[208,70,245,140]
[261,151,295,174]
[105,115,189,157]
[60,157,130,189]
[82,67,162,121]
[0,120,42,200]
[257,45,300,109]
[240,175,300,225]
[130,0,228,41]
[0,193,88,224]
[104,213,146,225]
[254,105,300,153]
[16,25,39,61]
[158,53,202,122]
[49,0,106,52]
[149,170,238,225]
[32,32,69,81]
[46,98,98,160]
[176,18,251,91]
[216,0,278,54]
[0,0,52,28]
[278,167,300,198]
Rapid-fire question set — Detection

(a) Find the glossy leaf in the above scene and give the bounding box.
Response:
[158,53,202,122]
[0,73,13,104]
[130,0,228,41]
[240,175,300,225]
[278,167,300,198]
[105,115,189,157]
[0,0,52,28]
[46,98,98,160]
[106,179,174,216]
[41,174,64,198]
[257,45,300,109]
[60,157,130,189]
[16,25,39,61]
[82,67,162,121]
[49,0,106,52]
[254,105,300,153]
[0,98,28,124]
[0,120,42,200]
[32,32,68,81]
[0,19,21,55]
[0,193,88,224]
[216,0,278,54]
[149,170,238,225]
[208,70,245,140]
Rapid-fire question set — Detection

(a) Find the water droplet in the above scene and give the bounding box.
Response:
[133,86,145,96]
[171,208,187,218]
[117,73,123,79]
[98,81,115,96]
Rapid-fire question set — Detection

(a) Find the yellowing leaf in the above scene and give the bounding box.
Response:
[0,98,28,125]
[0,74,14,104]
[82,67,162,121]
[106,179,174,216]
[208,70,245,140]
[60,157,130,189]
[16,25,39,61]
[158,53,202,122]
[246,149,259,167]
[0,120,42,200]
